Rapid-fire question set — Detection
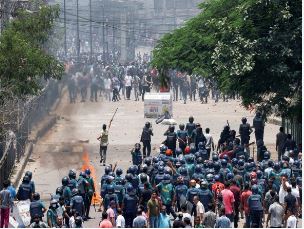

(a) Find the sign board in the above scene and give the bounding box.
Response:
[144,93,173,118]
[10,200,31,228]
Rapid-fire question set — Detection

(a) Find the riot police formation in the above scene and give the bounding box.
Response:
[10,115,302,228]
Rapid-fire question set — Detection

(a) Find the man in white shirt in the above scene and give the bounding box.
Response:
[125,73,133,100]
[286,209,297,228]
[266,196,284,228]
[204,128,215,159]
[103,77,112,101]
[116,208,125,228]
[193,196,205,225]
[279,176,291,204]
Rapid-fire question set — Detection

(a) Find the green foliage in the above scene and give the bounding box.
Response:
[152,0,301,120]
[0,2,64,102]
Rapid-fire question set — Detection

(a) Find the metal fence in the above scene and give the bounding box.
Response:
[282,117,302,146]
[0,139,15,189]
[0,80,60,189]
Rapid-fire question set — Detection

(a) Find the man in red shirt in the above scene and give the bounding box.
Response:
[240,183,252,228]
[220,182,235,225]
[230,179,241,228]
[99,211,113,228]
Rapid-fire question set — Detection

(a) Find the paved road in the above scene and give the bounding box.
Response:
[20,89,286,227]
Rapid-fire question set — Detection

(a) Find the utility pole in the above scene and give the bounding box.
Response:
[173,0,176,29]
[1,0,10,33]
[76,0,80,60]
[89,0,92,62]
[63,0,67,56]
[102,2,105,60]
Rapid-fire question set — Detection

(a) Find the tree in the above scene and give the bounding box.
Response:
[152,0,301,120]
[0,2,64,103]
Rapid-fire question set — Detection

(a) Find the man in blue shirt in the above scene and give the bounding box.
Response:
[159,206,171,228]
[215,208,231,228]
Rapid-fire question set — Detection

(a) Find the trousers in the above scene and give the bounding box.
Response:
[0,208,10,228]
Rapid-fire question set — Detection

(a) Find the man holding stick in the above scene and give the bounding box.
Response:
[97,108,118,166]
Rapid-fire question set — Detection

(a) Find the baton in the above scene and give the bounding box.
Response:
[108,108,118,130]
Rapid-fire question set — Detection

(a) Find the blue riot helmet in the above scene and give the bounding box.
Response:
[160,145,168,154]
[212,154,219,162]
[126,184,134,194]
[85,169,91,175]
[214,161,221,172]
[248,157,254,163]
[141,165,148,174]
[144,157,152,166]
[201,180,208,189]
[222,155,229,162]
[195,165,202,173]
[274,162,280,171]
[175,161,182,168]
[23,175,30,183]
[221,159,227,167]
[196,157,203,165]
[164,167,173,175]
[25,171,33,180]
[251,185,259,194]
[152,157,159,164]
[214,175,220,182]
[268,160,274,168]
[198,142,204,149]
[56,186,63,196]
[140,174,148,183]
[163,174,171,184]
[125,173,133,182]
[108,171,115,178]
[105,166,111,175]
[256,170,263,179]
[180,159,186,165]
[263,151,270,160]
[231,158,238,167]
[176,148,183,156]
[206,174,214,182]
[158,161,165,167]
[194,151,201,159]
[238,155,246,161]
[226,172,234,180]
[238,159,245,167]
[80,171,87,178]
[179,167,188,176]
[158,166,165,174]
[116,168,123,176]
[62,176,69,186]
[208,161,214,169]
[130,165,138,175]
[68,170,76,179]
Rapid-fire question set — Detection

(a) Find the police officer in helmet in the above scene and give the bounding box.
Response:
[140,122,153,158]
[30,192,46,223]
[17,175,34,201]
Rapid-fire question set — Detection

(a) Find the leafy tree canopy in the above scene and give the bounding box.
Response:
[0,1,64,102]
[152,0,301,120]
